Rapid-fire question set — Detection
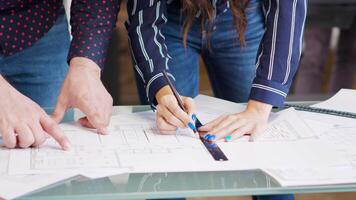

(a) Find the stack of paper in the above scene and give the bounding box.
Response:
[263,89,356,186]
[2,89,356,198]
[0,110,342,198]
[312,88,356,113]
[0,146,79,199]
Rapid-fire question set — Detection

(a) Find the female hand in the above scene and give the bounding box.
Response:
[155,86,197,134]
[198,100,272,142]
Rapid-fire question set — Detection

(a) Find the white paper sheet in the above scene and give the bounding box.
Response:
[0,147,9,175]
[0,147,77,199]
[318,126,356,164]
[263,116,356,187]
[195,94,246,115]
[8,145,123,175]
[297,110,356,128]
[252,108,318,142]
[8,109,339,176]
[312,88,356,113]
[220,140,344,169]
[7,113,201,175]
[263,166,356,187]
[0,173,78,199]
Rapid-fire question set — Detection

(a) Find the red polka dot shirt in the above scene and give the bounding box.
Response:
[0,0,120,69]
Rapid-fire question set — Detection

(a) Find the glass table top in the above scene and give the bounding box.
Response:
[21,170,356,200]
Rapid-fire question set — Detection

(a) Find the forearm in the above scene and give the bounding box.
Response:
[126,0,175,105]
[68,0,120,69]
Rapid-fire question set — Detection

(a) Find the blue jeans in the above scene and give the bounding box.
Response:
[135,0,264,104]
[151,196,294,200]
[0,11,70,107]
[253,195,295,200]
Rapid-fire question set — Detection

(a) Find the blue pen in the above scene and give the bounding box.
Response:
[162,70,197,133]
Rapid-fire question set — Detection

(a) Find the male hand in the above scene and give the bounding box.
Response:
[52,57,113,134]
[0,76,70,149]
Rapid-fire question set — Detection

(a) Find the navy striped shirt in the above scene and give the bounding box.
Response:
[126,0,307,107]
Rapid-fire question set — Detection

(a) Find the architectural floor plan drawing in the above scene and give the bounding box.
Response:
[7,112,209,175]
[253,108,318,142]
[6,109,342,176]
[30,145,120,170]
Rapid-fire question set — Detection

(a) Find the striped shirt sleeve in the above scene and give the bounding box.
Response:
[250,0,307,107]
[125,0,175,106]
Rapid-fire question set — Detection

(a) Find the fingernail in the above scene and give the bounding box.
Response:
[99,128,109,135]
[188,122,197,131]
[204,134,216,141]
[63,141,72,151]
[192,114,198,122]
[225,135,232,142]
[204,134,211,140]
[209,135,216,140]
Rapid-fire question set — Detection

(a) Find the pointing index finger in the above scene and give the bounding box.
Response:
[40,115,71,150]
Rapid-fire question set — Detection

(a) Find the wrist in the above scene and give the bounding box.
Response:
[0,76,18,99]
[0,76,11,91]
[246,100,272,118]
[155,85,173,103]
[69,57,101,78]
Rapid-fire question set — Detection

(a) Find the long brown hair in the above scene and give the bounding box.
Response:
[181,0,249,47]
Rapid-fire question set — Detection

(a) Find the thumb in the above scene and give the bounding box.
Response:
[52,96,68,123]
[84,113,109,135]
[78,117,95,129]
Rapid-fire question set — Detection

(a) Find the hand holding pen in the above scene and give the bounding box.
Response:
[154,71,198,134]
